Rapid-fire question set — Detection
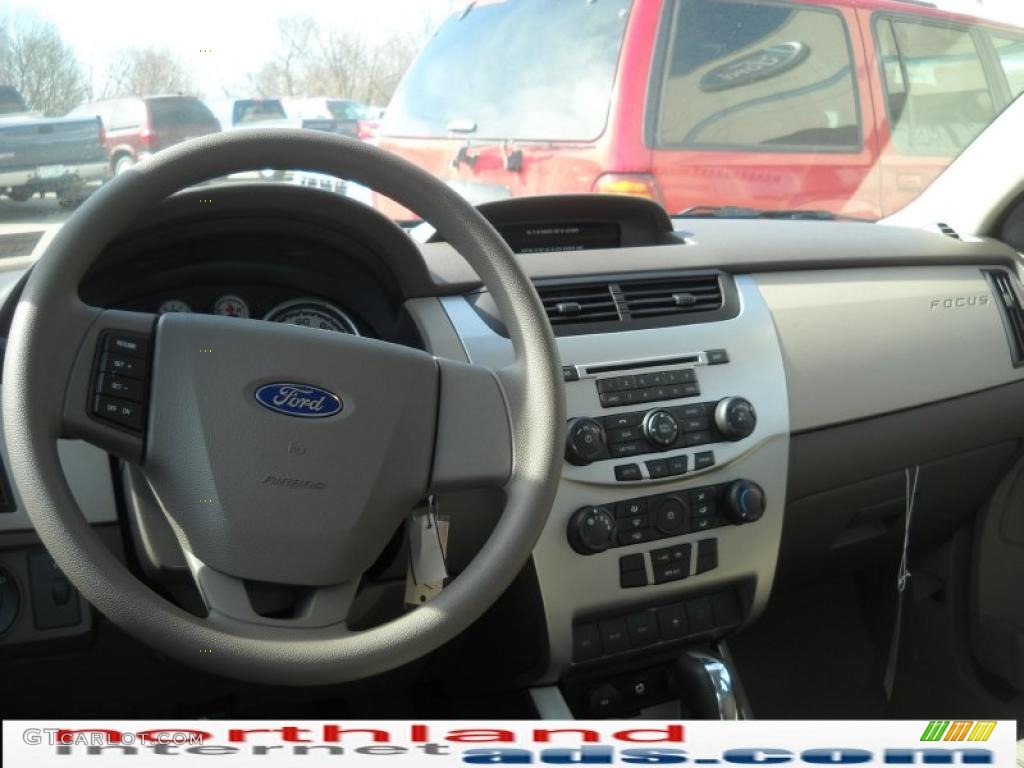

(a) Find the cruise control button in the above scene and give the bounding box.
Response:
[104,333,148,358]
[95,373,144,402]
[100,352,145,378]
[614,464,642,482]
[93,396,144,431]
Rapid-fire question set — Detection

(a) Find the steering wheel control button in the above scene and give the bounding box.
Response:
[93,397,145,431]
[0,566,19,636]
[614,463,642,482]
[95,373,144,401]
[696,538,719,574]
[654,495,689,535]
[725,480,766,525]
[643,409,679,447]
[103,333,148,358]
[706,348,730,365]
[714,396,757,440]
[567,506,617,555]
[100,353,144,378]
[565,417,608,466]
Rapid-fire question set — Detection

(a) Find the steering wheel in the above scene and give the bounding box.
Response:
[1,130,565,685]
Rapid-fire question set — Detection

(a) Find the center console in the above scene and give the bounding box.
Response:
[440,272,790,711]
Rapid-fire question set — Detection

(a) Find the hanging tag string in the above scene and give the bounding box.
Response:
[884,464,919,702]
[897,465,919,593]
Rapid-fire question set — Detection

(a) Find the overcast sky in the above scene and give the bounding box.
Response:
[4,0,460,97]
[6,0,1024,99]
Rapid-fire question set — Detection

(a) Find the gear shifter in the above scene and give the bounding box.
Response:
[671,651,742,719]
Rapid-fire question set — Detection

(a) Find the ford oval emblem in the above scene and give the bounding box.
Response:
[254,383,343,418]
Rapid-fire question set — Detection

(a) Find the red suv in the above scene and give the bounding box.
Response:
[68,96,221,176]
[377,0,1024,220]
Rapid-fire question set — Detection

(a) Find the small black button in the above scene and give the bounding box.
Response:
[654,562,688,584]
[696,555,718,575]
[607,426,642,444]
[686,597,714,633]
[697,538,718,557]
[635,374,653,388]
[104,333,148,358]
[615,464,642,482]
[574,624,602,662]
[654,496,688,536]
[619,553,645,573]
[690,486,714,503]
[650,547,673,566]
[605,412,643,429]
[681,417,710,433]
[694,451,716,470]
[599,618,630,655]
[562,366,579,382]
[712,590,742,627]
[95,373,145,402]
[666,385,686,399]
[616,499,647,518]
[617,528,651,546]
[646,459,669,478]
[652,386,672,402]
[100,352,145,379]
[685,431,712,447]
[588,683,623,716]
[680,369,699,383]
[626,612,659,648]
[620,569,649,589]
[667,456,687,476]
[596,378,620,394]
[635,389,655,403]
[51,577,72,606]
[665,370,684,385]
[656,604,688,639]
[624,673,654,702]
[600,392,625,408]
[692,515,724,532]
[669,543,691,564]
[681,383,701,397]
[706,349,729,365]
[675,403,708,418]
[610,441,645,458]
[692,501,716,519]
[619,514,648,532]
[618,375,637,390]
[93,396,144,431]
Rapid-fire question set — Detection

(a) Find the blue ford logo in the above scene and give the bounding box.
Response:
[254,383,342,418]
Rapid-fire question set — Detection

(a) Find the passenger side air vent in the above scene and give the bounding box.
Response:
[620,275,723,319]
[984,269,1024,365]
[537,283,619,326]
[936,222,961,240]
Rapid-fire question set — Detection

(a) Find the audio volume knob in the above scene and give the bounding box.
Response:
[643,409,680,448]
[714,397,757,441]
[565,417,607,466]
[567,506,617,555]
[724,480,766,525]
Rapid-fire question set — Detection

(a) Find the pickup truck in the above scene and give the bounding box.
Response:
[0,86,110,207]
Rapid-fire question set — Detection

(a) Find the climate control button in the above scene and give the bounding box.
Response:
[654,495,689,535]
[724,480,766,524]
[568,506,618,555]
[642,409,680,447]
[714,397,757,441]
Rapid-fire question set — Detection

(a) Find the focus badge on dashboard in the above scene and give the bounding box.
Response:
[254,383,343,419]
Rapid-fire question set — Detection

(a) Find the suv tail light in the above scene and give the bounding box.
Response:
[593,173,662,204]
[139,127,154,148]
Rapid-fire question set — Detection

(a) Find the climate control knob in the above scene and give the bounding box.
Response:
[565,417,607,466]
[714,397,757,441]
[567,506,617,555]
[643,409,680,447]
[724,480,766,525]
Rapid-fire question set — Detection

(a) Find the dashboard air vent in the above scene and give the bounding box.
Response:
[984,270,1024,365]
[620,275,723,319]
[936,222,961,240]
[537,283,619,326]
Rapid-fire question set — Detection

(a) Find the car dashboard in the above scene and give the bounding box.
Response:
[2,187,1023,718]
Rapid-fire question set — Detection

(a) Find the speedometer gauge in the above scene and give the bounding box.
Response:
[213,294,250,318]
[157,299,192,314]
[263,298,359,335]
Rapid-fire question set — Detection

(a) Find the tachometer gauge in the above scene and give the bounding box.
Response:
[212,294,250,318]
[157,299,192,314]
[263,298,359,335]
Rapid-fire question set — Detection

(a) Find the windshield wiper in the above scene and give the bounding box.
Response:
[674,205,837,220]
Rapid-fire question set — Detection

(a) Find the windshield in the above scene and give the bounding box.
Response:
[0,0,1022,248]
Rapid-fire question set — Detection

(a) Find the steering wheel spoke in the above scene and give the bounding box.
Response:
[62,308,157,463]
[183,551,359,630]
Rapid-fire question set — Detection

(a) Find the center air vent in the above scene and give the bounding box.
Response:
[620,275,724,319]
[538,283,618,326]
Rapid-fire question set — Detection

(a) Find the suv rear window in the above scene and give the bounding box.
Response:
[232,99,287,125]
[651,0,860,151]
[991,34,1024,100]
[382,0,632,141]
[876,18,995,156]
[148,98,218,127]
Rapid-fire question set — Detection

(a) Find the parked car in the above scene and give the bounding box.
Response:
[67,96,220,176]
[377,0,1024,220]
[0,85,110,207]
[282,97,375,139]
[209,98,359,138]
